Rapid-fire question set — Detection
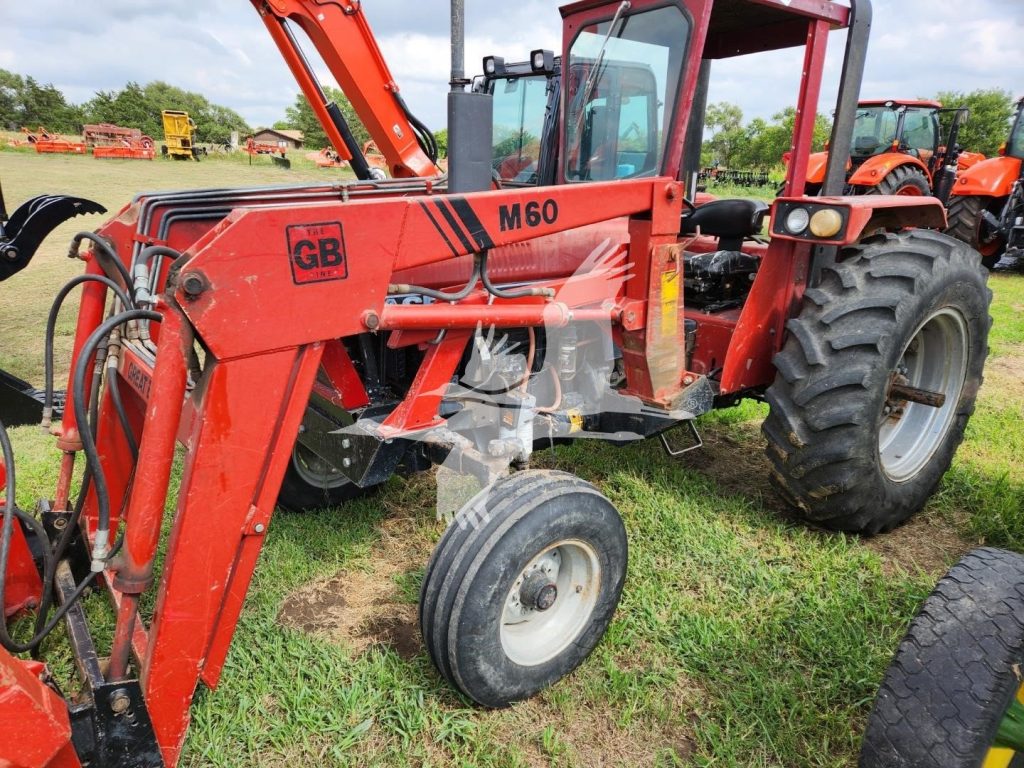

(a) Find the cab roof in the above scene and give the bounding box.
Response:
[560,0,851,59]
[859,99,943,109]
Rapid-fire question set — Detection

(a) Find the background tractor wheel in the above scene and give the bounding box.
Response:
[867,165,931,196]
[762,229,991,534]
[419,470,627,707]
[947,194,1006,269]
[860,548,1024,767]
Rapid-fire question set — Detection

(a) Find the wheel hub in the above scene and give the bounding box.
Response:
[521,572,558,611]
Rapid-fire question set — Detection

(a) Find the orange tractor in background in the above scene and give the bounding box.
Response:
[792,99,982,198]
[946,96,1024,268]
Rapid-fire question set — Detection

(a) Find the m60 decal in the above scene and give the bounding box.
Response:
[498,199,559,232]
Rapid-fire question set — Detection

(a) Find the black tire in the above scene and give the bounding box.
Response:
[947,194,1007,270]
[860,548,1024,767]
[419,470,627,707]
[275,442,369,512]
[867,165,932,196]
[762,229,991,534]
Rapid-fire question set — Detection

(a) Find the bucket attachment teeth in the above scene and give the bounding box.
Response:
[0,194,107,282]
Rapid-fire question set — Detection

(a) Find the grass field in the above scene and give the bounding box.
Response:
[2,148,1023,767]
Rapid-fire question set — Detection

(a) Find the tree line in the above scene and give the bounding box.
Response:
[702,88,1017,170]
[0,70,249,145]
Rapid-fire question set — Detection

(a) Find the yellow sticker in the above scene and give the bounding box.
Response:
[660,268,679,338]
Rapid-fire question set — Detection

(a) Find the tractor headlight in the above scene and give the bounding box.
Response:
[483,56,504,76]
[785,207,811,234]
[530,49,555,74]
[809,208,844,238]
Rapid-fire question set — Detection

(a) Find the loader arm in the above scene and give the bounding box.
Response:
[253,0,442,179]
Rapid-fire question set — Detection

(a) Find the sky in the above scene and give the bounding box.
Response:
[2,1,1022,133]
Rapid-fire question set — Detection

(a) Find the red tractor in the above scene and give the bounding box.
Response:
[946,96,1024,268]
[0,0,993,765]
[795,99,981,198]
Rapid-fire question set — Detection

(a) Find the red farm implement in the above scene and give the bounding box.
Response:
[0,0,994,765]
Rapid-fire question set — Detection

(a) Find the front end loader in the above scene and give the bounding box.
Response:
[0,1,993,765]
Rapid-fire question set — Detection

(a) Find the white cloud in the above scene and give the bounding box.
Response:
[2,0,1021,133]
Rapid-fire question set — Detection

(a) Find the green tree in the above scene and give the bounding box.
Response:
[702,102,746,167]
[433,128,448,159]
[0,70,25,130]
[932,89,1015,156]
[280,86,367,150]
[18,76,83,133]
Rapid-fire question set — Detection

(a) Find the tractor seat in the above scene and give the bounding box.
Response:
[680,198,769,251]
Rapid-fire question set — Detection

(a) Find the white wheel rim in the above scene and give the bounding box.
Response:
[878,307,969,482]
[500,539,601,667]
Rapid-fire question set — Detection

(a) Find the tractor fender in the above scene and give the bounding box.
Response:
[841,196,947,244]
[805,151,831,184]
[949,155,1022,198]
[847,153,931,188]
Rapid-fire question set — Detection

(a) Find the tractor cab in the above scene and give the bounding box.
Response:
[852,100,942,163]
[1007,98,1024,160]
[797,98,973,197]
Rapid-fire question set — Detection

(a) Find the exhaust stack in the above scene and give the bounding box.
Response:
[447,0,492,193]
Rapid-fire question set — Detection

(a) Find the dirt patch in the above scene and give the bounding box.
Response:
[277,514,434,660]
[506,676,700,768]
[863,511,976,577]
[982,344,1024,404]
[677,420,787,512]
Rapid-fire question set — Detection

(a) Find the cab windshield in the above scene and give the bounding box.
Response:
[1008,104,1024,160]
[564,4,690,182]
[491,74,551,185]
[851,106,899,158]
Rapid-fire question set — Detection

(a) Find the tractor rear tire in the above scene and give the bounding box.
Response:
[419,470,627,707]
[860,548,1024,767]
[947,194,1006,269]
[867,165,931,196]
[762,229,991,534]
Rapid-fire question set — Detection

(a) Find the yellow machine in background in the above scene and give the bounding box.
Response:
[161,110,199,160]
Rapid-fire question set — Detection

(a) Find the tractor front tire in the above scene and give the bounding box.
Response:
[420,470,627,707]
[860,548,1024,767]
[947,194,1006,269]
[276,442,370,512]
[867,165,931,196]
[763,230,990,534]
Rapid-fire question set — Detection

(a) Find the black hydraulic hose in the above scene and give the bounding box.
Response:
[0,417,95,654]
[397,93,439,163]
[480,252,554,299]
[72,310,160,570]
[107,373,138,459]
[70,232,132,292]
[43,274,134,430]
[388,254,481,302]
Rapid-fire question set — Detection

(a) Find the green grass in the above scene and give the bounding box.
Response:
[2,151,1023,767]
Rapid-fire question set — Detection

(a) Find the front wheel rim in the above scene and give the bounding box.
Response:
[878,307,969,482]
[292,444,351,489]
[500,539,601,667]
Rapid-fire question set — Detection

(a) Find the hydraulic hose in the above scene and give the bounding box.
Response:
[70,232,132,291]
[43,274,134,431]
[72,310,160,571]
[388,254,481,302]
[0,417,95,654]
[480,252,555,299]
